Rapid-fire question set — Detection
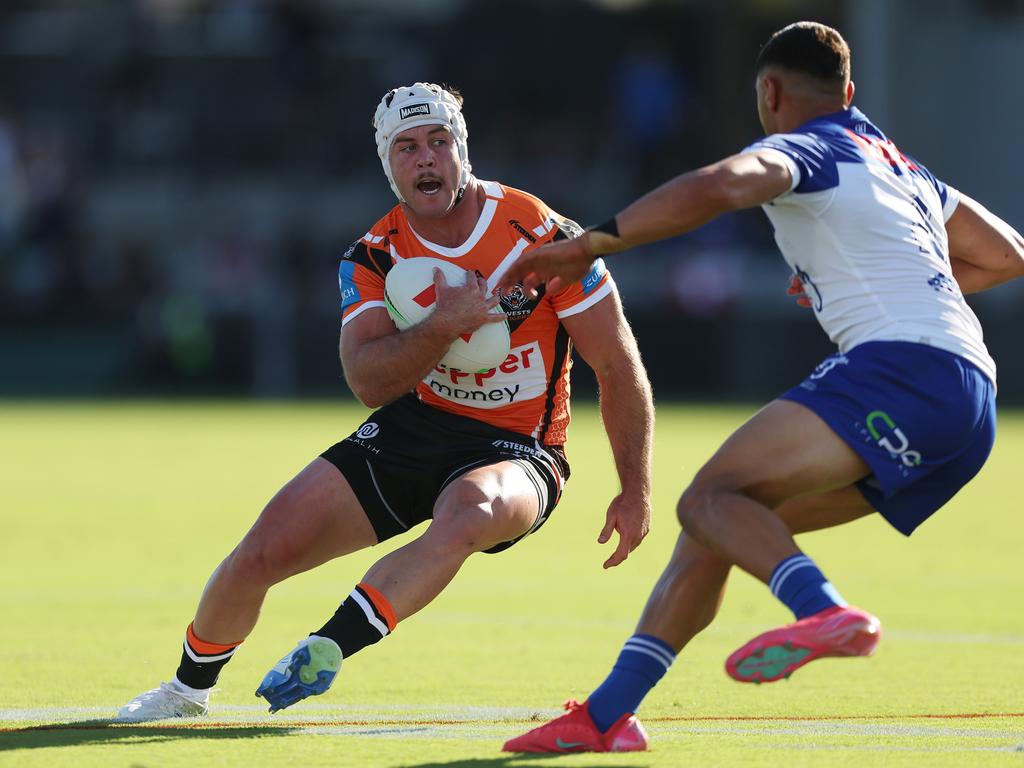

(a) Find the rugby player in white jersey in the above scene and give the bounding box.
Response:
[499,22,1024,753]
[117,83,655,722]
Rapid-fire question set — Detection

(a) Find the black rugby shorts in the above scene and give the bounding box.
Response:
[320,394,570,553]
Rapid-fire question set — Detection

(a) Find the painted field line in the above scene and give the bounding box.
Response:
[658,722,1024,739]
[12,721,1016,737]
[0,704,539,723]
[4,719,1023,754]
[2,706,1023,733]
[649,711,1024,722]
[4,708,1023,755]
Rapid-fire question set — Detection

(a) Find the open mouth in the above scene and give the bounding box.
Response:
[417,179,443,196]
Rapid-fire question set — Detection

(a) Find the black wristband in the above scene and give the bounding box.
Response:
[590,217,620,238]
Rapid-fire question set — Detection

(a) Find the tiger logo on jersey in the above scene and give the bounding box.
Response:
[503,284,529,311]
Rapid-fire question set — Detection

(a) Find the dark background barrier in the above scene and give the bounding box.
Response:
[2,0,1022,401]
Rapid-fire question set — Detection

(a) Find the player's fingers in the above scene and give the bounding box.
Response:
[432,268,449,288]
[547,276,565,294]
[522,273,542,298]
[797,296,812,308]
[497,256,534,294]
[603,538,631,569]
[496,263,521,293]
[598,512,616,544]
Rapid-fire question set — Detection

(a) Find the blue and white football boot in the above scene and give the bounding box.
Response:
[255,635,343,713]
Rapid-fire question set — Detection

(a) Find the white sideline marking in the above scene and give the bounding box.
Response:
[0,704,543,722]
[677,722,1024,739]
[4,704,1024,753]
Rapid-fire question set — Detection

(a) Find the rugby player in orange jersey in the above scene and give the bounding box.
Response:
[117,83,655,721]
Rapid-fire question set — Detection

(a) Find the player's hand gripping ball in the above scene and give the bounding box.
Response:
[385,257,511,372]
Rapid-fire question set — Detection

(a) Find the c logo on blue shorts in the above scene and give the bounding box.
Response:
[866,410,921,468]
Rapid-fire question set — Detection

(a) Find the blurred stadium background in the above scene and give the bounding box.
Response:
[2,0,1022,401]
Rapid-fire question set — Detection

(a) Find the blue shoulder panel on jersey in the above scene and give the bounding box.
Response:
[747,108,922,196]
[338,260,360,311]
[748,133,841,194]
[581,258,607,296]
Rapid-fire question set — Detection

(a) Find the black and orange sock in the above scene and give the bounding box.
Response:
[175,622,242,690]
[313,582,398,658]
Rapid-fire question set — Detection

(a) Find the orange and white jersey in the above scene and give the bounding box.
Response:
[338,179,614,446]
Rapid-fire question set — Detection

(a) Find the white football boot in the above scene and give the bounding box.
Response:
[117,680,210,722]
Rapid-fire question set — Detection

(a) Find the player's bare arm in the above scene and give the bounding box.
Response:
[341,270,505,407]
[562,289,654,569]
[946,194,1024,294]
[498,151,793,296]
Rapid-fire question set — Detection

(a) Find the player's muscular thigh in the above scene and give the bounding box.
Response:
[694,400,868,503]
[232,458,377,583]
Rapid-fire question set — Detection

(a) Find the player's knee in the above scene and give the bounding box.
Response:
[228,542,278,586]
[675,482,702,528]
[431,487,518,554]
[228,525,301,587]
[676,481,719,544]
[431,502,500,553]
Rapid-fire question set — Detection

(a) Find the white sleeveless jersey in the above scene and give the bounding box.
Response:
[744,107,996,384]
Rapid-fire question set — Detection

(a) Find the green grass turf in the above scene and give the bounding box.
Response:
[1,401,1022,767]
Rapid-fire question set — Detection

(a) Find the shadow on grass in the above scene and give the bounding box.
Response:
[0,719,296,751]
[1,722,650,766]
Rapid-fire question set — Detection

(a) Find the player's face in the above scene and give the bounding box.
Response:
[390,125,463,218]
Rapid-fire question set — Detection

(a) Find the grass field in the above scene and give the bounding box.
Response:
[1,401,1022,767]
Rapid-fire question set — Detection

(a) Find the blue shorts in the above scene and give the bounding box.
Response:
[781,341,996,536]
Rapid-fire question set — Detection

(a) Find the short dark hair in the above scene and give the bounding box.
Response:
[755,22,850,84]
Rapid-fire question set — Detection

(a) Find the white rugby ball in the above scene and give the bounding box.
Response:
[384,257,511,372]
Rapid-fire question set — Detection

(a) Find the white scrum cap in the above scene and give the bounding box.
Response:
[373,83,472,202]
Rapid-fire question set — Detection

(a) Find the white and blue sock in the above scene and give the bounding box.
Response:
[587,633,676,733]
[770,553,846,620]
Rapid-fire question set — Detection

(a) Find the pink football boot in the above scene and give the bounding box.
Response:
[502,699,649,753]
[727,605,882,683]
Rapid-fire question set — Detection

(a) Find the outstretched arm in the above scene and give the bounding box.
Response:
[946,194,1024,294]
[562,289,654,569]
[497,150,793,295]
